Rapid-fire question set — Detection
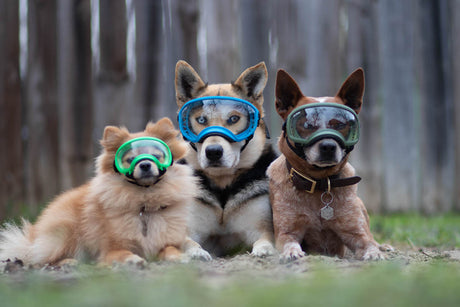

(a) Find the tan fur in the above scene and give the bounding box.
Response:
[268,69,392,262]
[0,118,197,266]
[175,60,276,258]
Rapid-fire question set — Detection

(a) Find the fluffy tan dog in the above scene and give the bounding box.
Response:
[268,69,392,262]
[0,118,197,266]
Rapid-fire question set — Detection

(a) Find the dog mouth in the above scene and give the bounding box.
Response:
[129,161,162,186]
[303,139,345,168]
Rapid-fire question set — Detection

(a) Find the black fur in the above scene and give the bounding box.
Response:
[195,144,278,208]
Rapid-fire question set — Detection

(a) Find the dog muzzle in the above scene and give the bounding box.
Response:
[177,96,260,144]
[284,103,360,153]
[114,137,173,177]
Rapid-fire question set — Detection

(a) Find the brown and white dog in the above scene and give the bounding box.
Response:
[0,119,196,266]
[175,60,277,259]
[267,68,392,262]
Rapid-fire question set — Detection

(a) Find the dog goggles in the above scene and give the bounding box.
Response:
[285,103,360,147]
[178,96,260,143]
[114,137,173,176]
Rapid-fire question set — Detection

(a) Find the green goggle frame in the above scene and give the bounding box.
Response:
[285,103,360,148]
[114,137,173,176]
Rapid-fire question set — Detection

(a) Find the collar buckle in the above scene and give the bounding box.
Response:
[289,167,317,193]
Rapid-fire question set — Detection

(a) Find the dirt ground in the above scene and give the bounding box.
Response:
[2,247,459,283]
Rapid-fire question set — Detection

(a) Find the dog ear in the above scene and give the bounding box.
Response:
[175,60,207,107]
[232,62,268,103]
[146,118,188,160]
[275,69,304,120]
[101,125,130,151]
[336,68,365,114]
[145,117,174,135]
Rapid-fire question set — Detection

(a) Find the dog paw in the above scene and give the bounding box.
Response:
[361,246,386,261]
[186,247,212,261]
[280,243,305,263]
[251,240,276,257]
[124,254,148,267]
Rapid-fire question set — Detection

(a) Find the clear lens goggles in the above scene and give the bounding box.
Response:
[285,103,360,147]
[177,96,260,143]
[114,137,173,176]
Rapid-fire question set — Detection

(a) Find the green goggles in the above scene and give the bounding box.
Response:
[285,103,360,147]
[114,137,173,176]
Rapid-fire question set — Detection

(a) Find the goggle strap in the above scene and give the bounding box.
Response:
[262,117,271,139]
[284,131,306,159]
[240,135,253,152]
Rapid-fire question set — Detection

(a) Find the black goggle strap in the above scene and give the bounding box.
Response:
[261,117,270,139]
[282,122,306,159]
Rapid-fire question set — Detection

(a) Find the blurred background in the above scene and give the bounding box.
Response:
[0,0,459,219]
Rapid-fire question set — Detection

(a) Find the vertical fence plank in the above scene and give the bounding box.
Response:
[415,0,455,213]
[303,0,343,95]
[378,0,419,212]
[449,0,460,211]
[345,0,383,213]
[57,0,93,192]
[197,0,240,82]
[164,0,200,119]
[132,0,165,128]
[239,0,274,130]
[24,0,58,212]
[0,0,22,219]
[93,0,130,139]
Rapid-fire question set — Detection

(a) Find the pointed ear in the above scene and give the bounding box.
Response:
[275,69,304,120]
[175,60,207,107]
[232,62,267,102]
[101,125,129,150]
[336,68,365,114]
[145,117,174,135]
[146,118,187,160]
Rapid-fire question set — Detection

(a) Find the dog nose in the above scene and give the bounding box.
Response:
[205,144,223,161]
[319,140,337,155]
[139,162,151,172]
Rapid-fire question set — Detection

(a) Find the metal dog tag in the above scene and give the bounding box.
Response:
[320,191,334,220]
[320,205,334,220]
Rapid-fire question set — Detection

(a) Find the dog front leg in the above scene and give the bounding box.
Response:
[333,206,386,260]
[102,249,147,266]
[276,234,305,263]
[251,231,276,257]
[182,236,212,261]
[158,245,183,262]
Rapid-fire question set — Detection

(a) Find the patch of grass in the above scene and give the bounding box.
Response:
[370,213,460,248]
[0,262,459,307]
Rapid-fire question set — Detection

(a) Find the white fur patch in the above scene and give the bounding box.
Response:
[0,220,32,263]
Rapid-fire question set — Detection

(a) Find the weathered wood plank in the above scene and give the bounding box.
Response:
[56,0,93,192]
[345,0,383,213]
[377,0,419,212]
[0,0,22,219]
[24,0,59,212]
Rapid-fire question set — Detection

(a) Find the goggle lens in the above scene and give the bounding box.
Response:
[286,103,359,147]
[114,137,172,175]
[178,96,259,143]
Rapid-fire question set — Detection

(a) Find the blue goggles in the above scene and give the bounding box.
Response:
[177,96,260,143]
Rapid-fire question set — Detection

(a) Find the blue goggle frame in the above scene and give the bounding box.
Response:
[177,96,260,143]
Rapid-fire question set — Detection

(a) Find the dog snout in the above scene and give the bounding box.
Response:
[139,161,151,172]
[205,144,224,162]
[319,140,337,157]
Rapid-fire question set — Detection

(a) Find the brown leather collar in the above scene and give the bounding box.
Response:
[286,160,361,193]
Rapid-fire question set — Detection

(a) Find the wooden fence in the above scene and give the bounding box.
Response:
[0,0,459,219]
